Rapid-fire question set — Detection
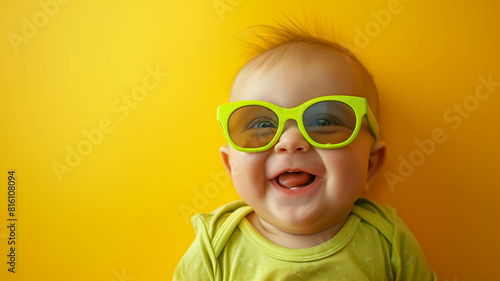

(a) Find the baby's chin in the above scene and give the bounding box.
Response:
[248,207,351,249]
[258,203,351,235]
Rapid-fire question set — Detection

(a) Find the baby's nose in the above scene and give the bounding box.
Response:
[274,120,310,153]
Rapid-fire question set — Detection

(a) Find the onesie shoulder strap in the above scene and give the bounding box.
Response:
[351,198,395,242]
[212,205,253,258]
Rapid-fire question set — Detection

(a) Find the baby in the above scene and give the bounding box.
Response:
[174,23,436,280]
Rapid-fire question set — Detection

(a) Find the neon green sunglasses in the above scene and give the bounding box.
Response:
[217,95,379,153]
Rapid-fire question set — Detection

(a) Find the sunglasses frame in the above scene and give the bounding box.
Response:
[217,95,379,153]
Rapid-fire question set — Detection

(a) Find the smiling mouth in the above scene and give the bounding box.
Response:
[276,171,316,190]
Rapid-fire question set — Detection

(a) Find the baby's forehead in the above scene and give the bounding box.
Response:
[230,42,379,117]
[239,42,355,78]
[231,43,369,99]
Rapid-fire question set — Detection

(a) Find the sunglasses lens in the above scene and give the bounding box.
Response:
[228,105,279,149]
[303,101,356,145]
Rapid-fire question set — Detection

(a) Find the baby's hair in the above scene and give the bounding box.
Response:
[231,17,380,118]
[236,18,356,66]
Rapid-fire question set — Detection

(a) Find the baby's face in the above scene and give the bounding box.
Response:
[220,48,384,235]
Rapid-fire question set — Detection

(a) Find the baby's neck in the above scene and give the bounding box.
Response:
[246,212,347,249]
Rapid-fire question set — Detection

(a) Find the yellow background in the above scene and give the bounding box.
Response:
[1,0,499,280]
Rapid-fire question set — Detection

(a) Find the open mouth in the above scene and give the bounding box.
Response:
[275,171,316,190]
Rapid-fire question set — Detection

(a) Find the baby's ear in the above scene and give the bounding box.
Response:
[219,146,232,176]
[366,141,386,184]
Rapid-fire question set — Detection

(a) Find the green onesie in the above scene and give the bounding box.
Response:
[173,198,436,280]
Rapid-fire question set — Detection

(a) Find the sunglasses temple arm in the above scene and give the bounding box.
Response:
[365,106,379,141]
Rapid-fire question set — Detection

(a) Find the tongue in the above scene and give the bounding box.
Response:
[277,172,314,189]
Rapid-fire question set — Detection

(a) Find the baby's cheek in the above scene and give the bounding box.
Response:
[324,151,367,190]
[229,153,268,194]
[227,150,243,176]
[230,153,260,177]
